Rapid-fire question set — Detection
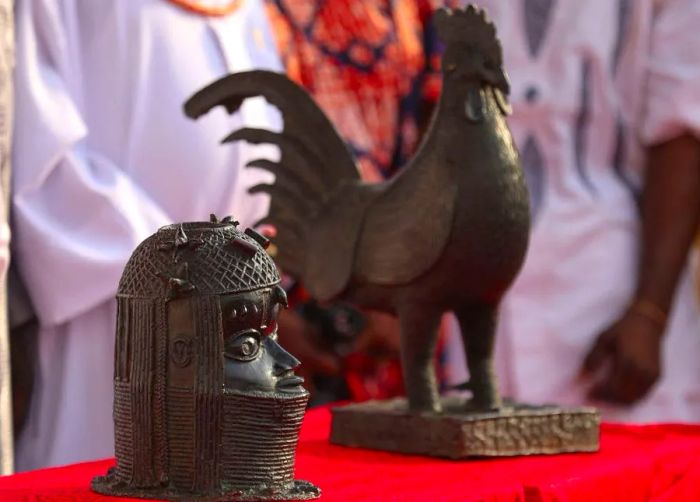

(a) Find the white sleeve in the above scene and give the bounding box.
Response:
[0,0,12,283]
[641,0,700,145]
[12,0,171,327]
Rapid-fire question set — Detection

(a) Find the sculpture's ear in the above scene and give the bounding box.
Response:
[433,8,452,42]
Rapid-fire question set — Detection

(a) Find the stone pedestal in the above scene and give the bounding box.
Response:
[330,396,600,459]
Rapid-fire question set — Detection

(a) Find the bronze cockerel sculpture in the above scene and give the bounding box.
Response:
[185,6,530,415]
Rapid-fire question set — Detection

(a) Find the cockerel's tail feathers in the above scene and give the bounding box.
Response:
[247,160,321,206]
[248,181,315,220]
[184,70,359,181]
[254,209,305,278]
[221,127,278,145]
[230,128,329,194]
[185,70,366,296]
[245,158,276,171]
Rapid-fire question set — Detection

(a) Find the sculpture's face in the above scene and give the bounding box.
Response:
[220,289,305,395]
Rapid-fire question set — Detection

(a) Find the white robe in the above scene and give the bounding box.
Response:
[0,0,14,474]
[445,0,700,423]
[13,0,282,471]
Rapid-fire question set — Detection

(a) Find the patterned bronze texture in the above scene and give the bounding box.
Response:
[222,391,310,493]
[92,220,319,500]
[331,396,600,458]
[118,222,280,299]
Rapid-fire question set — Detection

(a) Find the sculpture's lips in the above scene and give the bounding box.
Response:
[277,375,305,389]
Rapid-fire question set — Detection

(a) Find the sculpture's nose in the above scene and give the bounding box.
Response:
[270,339,301,372]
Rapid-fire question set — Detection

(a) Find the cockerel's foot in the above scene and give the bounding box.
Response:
[450,379,473,392]
[468,382,503,412]
[406,394,442,414]
[464,396,503,413]
[451,379,502,412]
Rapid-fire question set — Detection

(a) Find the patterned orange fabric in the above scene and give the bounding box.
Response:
[266,0,439,180]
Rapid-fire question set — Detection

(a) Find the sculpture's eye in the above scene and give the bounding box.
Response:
[225,329,262,361]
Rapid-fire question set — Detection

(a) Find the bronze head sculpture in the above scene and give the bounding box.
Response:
[184,5,530,415]
[92,217,320,500]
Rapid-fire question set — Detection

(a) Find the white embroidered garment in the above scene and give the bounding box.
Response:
[13,0,281,470]
[445,0,700,422]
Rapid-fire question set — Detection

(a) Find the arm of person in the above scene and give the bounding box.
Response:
[583,134,700,404]
[582,0,700,404]
[12,0,171,327]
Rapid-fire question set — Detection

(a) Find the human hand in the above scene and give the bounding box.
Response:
[581,310,665,405]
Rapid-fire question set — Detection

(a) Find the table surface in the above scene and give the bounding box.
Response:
[2,407,700,501]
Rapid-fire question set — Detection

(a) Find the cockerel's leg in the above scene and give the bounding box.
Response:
[397,306,442,413]
[456,304,502,411]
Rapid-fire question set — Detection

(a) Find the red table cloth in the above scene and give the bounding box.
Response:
[2,407,700,501]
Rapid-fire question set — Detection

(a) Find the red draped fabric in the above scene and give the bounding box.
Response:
[2,407,700,501]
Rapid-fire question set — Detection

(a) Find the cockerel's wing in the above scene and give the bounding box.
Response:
[244,132,377,301]
[354,156,458,285]
[304,181,382,301]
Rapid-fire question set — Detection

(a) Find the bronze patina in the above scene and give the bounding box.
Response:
[185,5,599,457]
[92,217,320,500]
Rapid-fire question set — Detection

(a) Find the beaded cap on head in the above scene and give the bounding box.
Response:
[434,5,504,72]
[118,215,280,300]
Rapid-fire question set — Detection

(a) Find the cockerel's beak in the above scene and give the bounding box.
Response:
[483,68,512,116]
[495,69,511,96]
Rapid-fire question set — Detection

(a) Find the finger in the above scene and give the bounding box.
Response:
[591,356,648,405]
[607,358,640,404]
[257,224,277,238]
[615,359,658,404]
[588,366,626,403]
[581,331,614,376]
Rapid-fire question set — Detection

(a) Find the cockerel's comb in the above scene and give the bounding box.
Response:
[434,5,501,64]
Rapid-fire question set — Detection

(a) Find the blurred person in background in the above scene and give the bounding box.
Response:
[11,0,282,470]
[445,0,700,422]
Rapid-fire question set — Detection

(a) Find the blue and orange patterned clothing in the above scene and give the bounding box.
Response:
[266,0,441,180]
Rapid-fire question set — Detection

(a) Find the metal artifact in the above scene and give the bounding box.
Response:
[92,218,320,500]
[185,5,600,457]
